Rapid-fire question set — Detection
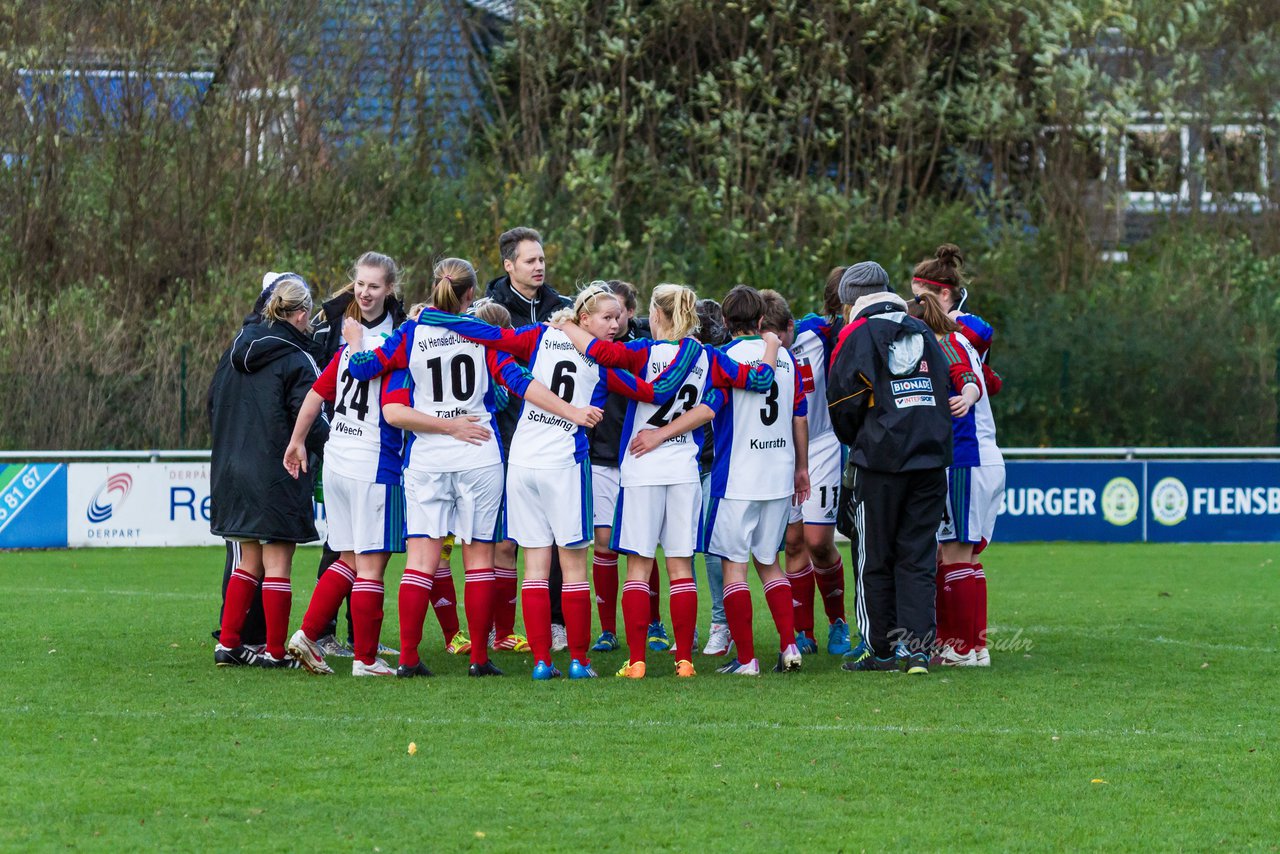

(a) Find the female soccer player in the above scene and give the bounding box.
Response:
[426,283,691,679]
[909,244,1003,664]
[626,286,805,676]
[554,283,778,677]
[344,258,599,678]
[281,254,413,676]
[774,274,853,657]
[304,252,408,659]
[210,274,328,668]
[909,289,1004,666]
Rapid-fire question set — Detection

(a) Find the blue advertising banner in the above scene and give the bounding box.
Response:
[1145,461,1280,543]
[996,461,1145,543]
[0,463,68,548]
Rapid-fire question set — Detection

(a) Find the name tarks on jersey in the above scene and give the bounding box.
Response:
[750,438,787,450]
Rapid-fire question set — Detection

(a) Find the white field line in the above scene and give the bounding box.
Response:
[995,625,1276,654]
[0,586,209,600]
[0,705,1271,743]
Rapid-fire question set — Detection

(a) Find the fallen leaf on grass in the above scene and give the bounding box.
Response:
[1091,779,1107,784]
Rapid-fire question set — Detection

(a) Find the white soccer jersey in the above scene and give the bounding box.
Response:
[509,326,607,469]
[619,342,709,487]
[312,319,401,484]
[347,314,531,475]
[791,314,836,444]
[706,338,807,501]
[955,335,1003,468]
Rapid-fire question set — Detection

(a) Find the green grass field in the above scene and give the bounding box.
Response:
[2,543,1277,851]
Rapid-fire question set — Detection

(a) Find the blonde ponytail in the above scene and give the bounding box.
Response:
[431,258,477,315]
[264,277,313,326]
[650,283,699,340]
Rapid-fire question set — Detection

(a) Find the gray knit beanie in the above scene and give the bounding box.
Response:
[837,261,891,305]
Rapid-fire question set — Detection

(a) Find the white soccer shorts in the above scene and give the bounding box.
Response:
[592,464,621,529]
[504,460,593,549]
[611,481,701,559]
[938,463,1006,545]
[701,495,790,565]
[404,464,504,544]
[789,436,843,526]
[323,470,406,554]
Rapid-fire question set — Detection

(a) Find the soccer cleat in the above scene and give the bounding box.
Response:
[826,618,853,656]
[396,661,434,678]
[444,631,472,655]
[902,652,930,675]
[795,633,818,654]
[377,642,400,656]
[569,659,598,679]
[781,643,803,672]
[935,645,978,667]
[702,623,733,656]
[717,657,760,676]
[674,659,696,678]
[646,621,671,651]
[492,633,531,652]
[261,652,303,669]
[975,648,991,667]
[615,661,646,679]
[214,643,268,667]
[468,661,505,677]
[841,653,898,672]
[531,661,563,680]
[590,630,620,652]
[550,623,568,652]
[287,629,334,675]
[353,658,396,677]
[317,634,354,658]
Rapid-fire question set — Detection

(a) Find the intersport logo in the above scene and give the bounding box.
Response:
[87,473,133,523]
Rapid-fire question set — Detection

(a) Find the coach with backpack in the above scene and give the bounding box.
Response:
[826,262,953,675]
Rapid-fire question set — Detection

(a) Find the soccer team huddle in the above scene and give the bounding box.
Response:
[207,226,1005,680]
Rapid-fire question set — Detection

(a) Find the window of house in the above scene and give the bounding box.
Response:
[1203,126,1267,197]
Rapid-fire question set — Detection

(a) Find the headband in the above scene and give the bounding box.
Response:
[912,276,957,290]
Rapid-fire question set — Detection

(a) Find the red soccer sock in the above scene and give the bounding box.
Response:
[786,563,816,638]
[493,566,518,639]
[621,580,650,665]
[260,576,292,660]
[463,568,496,665]
[669,577,698,661]
[431,563,461,644]
[935,563,953,651]
[939,562,978,655]
[219,567,260,649]
[521,579,553,665]
[648,563,662,624]
[762,576,796,652]
[562,581,592,664]
[350,578,385,666]
[722,582,754,664]
[301,559,355,640]
[592,551,620,634]
[974,563,989,651]
[397,568,434,667]
[813,557,847,624]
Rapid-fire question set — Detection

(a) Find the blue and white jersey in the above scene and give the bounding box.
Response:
[311,319,402,485]
[347,312,531,474]
[705,337,808,501]
[791,314,836,448]
[407,316,689,471]
[951,334,1003,469]
[618,341,709,486]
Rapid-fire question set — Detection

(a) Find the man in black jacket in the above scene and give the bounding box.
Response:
[485,227,574,649]
[826,263,953,675]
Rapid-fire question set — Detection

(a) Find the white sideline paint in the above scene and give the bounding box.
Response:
[0,706,1266,743]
